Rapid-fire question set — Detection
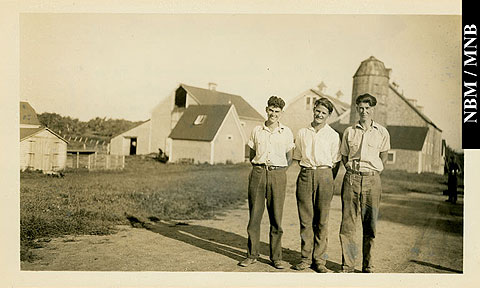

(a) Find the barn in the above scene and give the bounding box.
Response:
[20,101,68,171]
[168,104,246,164]
[281,81,350,137]
[331,56,445,174]
[110,83,264,159]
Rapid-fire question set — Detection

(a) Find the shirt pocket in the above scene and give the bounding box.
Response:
[366,133,382,151]
[346,135,360,155]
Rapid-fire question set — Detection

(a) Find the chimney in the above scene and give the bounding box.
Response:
[335,90,344,99]
[385,68,392,78]
[316,81,327,94]
[208,82,217,91]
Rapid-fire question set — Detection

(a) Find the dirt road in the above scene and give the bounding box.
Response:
[21,167,463,273]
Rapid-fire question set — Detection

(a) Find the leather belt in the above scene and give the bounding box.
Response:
[346,168,377,176]
[300,165,331,170]
[253,163,286,171]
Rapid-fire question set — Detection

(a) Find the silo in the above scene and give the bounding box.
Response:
[350,56,390,126]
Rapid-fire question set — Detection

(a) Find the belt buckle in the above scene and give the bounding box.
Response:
[267,166,275,171]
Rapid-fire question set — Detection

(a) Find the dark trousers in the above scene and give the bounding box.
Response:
[339,171,382,271]
[246,166,287,261]
[295,167,334,266]
[447,174,458,203]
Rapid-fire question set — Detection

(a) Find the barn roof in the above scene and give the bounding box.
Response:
[20,127,68,143]
[389,84,441,132]
[330,122,428,151]
[20,101,41,126]
[310,89,350,115]
[180,84,264,121]
[387,125,428,151]
[169,105,233,141]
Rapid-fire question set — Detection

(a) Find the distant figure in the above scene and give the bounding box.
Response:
[446,157,460,204]
[157,148,169,163]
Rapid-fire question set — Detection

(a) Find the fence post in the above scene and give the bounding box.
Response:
[76,152,79,169]
[122,155,125,169]
[106,155,110,169]
[94,152,97,169]
[87,154,91,170]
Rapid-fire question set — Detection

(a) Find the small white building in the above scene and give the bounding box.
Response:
[20,101,68,171]
[109,120,151,156]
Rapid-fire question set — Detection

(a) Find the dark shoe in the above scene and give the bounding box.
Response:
[273,260,286,269]
[292,261,311,271]
[313,263,329,273]
[339,267,355,273]
[362,267,374,273]
[238,258,257,267]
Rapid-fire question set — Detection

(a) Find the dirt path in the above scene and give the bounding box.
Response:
[21,168,463,273]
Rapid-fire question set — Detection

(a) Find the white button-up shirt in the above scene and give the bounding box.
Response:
[293,123,341,168]
[248,123,295,167]
[340,121,390,172]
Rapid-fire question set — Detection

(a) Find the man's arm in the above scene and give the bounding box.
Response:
[379,151,388,166]
[249,148,256,163]
[332,161,341,179]
[286,149,293,166]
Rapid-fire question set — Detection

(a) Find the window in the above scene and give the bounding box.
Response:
[193,115,207,125]
[387,151,396,164]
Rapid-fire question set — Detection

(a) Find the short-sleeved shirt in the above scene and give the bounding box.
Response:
[293,123,341,168]
[248,122,295,167]
[340,121,390,172]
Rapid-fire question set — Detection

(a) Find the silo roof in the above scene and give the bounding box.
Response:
[354,56,389,77]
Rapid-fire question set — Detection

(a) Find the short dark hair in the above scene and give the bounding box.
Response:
[355,93,377,107]
[267,96,285,109]
[314,97,334,114]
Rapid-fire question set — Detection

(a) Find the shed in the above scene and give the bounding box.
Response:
[20,127,68,171]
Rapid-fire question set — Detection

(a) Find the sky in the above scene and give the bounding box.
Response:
[19,14,462,150]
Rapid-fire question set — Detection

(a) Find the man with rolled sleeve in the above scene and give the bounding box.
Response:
[339,93,390,273]
[292,97,341,273]
[238,95,295,269]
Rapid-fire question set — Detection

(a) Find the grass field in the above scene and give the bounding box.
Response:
[20,156,459,262]
[20,156,251,261]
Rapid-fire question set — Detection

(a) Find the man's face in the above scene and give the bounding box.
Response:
[356,102,374,122]
[266,106,283,123]
[313,104,330,125]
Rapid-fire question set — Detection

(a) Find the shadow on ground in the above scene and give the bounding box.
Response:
[378,196,464,235]
[127,216,344,272]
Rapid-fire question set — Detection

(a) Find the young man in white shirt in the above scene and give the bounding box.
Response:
[238,96,295,269]
[291,97,341,273]
[339,93,390,273]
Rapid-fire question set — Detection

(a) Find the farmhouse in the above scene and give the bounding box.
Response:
[281,81,350,137]
[169,104,246,164]
[20,101,68,171]
[331,56,445,174]
[110,83,264,161]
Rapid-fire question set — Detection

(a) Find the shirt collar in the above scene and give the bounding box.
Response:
[262,122,286,133]
[355,120,379,131]
[307,123,330,132]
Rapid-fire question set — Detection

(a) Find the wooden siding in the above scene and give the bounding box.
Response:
[20,130,67,171]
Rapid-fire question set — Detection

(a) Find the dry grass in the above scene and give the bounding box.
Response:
[20,156,250,261]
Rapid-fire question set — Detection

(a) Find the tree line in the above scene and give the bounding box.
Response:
[37,112,144,141]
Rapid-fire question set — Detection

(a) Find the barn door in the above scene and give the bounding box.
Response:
[129,138,137,155]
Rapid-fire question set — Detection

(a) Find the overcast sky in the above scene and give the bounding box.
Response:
[19,14,461,150]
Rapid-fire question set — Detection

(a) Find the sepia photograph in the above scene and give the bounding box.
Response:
[2,1,478,287]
